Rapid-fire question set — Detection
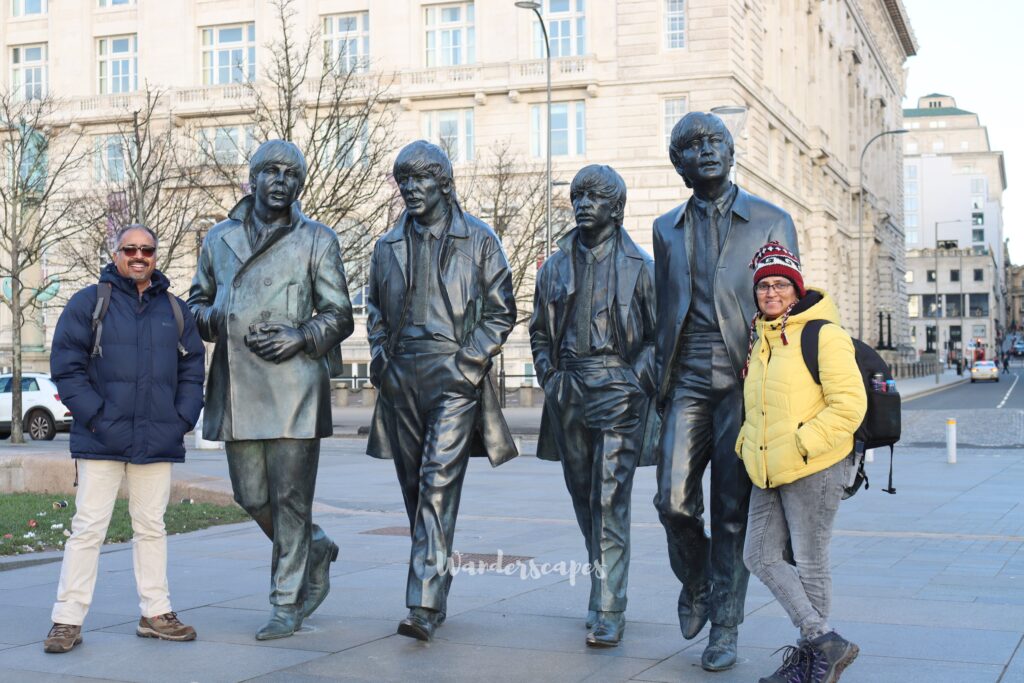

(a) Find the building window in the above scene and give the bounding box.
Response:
[904,196,918,212]
[328,119,369,169]
[932,139,944,152]
[423,109,474,163]
[93,136,126,182]
[971,178,985,194]
[972,195,985,210]
[905,230,918,245]
[98,0,135,6]
[906,213,918,228]
[972,324,986,338]
[533,0,586,58]
[904,164,918,180]
[201,23,256,85]
[969,293,989,317]
[972,212,984,226]
[664,96,688,150]
[974,269,984,282]
[323,12,369,74]
[972,228,984,243]
[905,180,918,196]
[665,0,686,49]
[531,101,585,158]
[905,141,918,153]
[425,2,475,67]
[200,125,255,165]
[12,0,46,16]
[950,269,960,283]
[11,44,47,100]
[926,270,936,283]
[960,140,969,150]
[922,294,938,317]
[904,271,914,284]
[945,294,962,318]
[97,35,138,94]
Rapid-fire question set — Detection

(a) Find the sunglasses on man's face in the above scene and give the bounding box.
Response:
[119,245,156,258]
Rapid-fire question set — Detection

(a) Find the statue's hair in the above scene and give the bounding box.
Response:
[115,223,158,249]
[393,140,456,193]
[668,112,734,188]
[570,164,627,225]
[249,139,307,189]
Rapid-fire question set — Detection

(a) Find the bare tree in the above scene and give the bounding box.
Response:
[0,91,91,442]
[63,85,220,294]
[458,139,572,325]
[197,0,398,288]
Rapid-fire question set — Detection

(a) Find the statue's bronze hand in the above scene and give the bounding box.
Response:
[246,323,305,363]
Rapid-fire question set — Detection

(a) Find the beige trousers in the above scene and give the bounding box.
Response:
[51,459,173,625]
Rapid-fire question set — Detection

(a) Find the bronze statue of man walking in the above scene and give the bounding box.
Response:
[653,112,799,671]
[188,140,354,640]
[530,164,658,648]
[366,140,517,642]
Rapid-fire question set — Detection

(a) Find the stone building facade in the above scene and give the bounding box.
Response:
[0,0,916,378]
[902,94,1008,363]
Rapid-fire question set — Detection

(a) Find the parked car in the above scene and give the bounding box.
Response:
[1014,341,1024,357]
[0,373,73,440]
[970,360,999,383]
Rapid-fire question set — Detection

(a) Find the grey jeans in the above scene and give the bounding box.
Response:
[743,454,852,640]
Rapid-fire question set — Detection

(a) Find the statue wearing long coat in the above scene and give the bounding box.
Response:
[188,195,354,441]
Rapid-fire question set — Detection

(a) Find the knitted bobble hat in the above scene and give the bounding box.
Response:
[749,241,805,297]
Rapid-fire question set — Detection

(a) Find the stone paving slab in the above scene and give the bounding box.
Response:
[1,443,1022,682]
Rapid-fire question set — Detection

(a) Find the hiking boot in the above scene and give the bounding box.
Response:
[760,643,813,683]
[44,623,82,653]
[807,631,859,683]
[136,612,197,641]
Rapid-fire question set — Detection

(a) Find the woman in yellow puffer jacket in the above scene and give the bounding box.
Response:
[736,242,866,683]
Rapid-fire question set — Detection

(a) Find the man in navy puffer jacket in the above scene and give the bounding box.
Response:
[43,225,205,654]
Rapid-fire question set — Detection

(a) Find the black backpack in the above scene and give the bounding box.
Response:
[90,282,187,358]
[801,320,901,496]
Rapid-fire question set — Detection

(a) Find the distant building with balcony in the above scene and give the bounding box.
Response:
[1,0,916,379]
[902,94,1008,361]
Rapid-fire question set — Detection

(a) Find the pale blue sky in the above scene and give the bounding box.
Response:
[902,0,1023,261]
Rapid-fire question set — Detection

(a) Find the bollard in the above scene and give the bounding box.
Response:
[946,418,957,464]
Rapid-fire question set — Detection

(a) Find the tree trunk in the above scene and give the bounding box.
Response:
[10,272,24,444]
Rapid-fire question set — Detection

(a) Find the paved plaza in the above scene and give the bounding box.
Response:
[1,370,1022,682]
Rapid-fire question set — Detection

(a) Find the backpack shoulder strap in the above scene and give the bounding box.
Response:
[165,291,188,357]
[90,282,113,358]
[800,319,831,385]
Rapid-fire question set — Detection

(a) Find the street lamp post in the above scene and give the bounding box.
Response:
[934,219,967,384]
[515,1,552,257]
[857,128,908,340]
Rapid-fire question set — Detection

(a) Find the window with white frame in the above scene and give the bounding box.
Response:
[422,109,474,163]
[323,12,369,74]
[328,118,370,169]
[665,0,686,49]
[425,2,475,67]
[201,24,256,85]
[905,140,918,153]
[11,44,46,100]
[931,138,944,152]
[531,101,585,157]
[908,296,919,318]
[533,0,586,58]
[664,96,688,150]
[12,0,46,16]
[97,35,138,94]
[200,125,256,165]
[904,164,917,180]
[93,135,126,182]
[970,178,985,194]
[98,0,135,6]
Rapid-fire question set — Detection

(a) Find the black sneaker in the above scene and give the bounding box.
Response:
[759,643,812,683]
[807,631,859,683]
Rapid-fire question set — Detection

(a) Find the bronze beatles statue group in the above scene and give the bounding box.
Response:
[188,110,798,673]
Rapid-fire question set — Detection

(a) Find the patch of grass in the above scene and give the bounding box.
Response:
[0,492,249,556]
